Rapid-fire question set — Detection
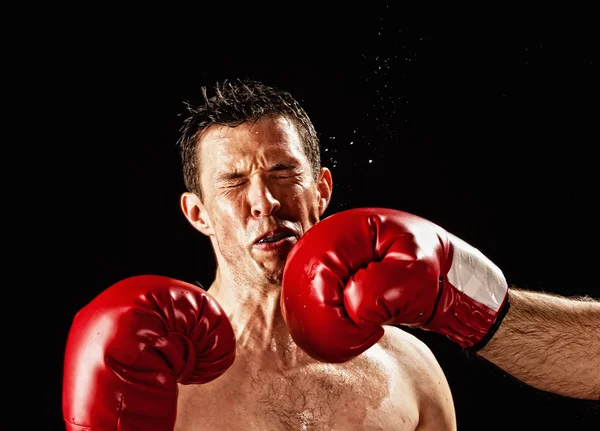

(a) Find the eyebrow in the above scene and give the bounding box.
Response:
[217,171,245,182]
[269,162,300,171]
[216,162,300,181]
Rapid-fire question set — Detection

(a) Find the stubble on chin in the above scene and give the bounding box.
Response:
[218,242,286,289]
[255,253,286,286]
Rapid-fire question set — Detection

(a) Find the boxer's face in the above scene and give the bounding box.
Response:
[182,116,332,286]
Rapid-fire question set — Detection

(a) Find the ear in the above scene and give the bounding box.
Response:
[316,167,333,217]
[180,192,214,236]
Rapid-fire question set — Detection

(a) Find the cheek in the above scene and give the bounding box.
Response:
[209,198,245,240]
[285,185,319,211]
[220,198,244,220]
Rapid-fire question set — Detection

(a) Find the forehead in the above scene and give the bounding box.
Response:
[198,116,307,165]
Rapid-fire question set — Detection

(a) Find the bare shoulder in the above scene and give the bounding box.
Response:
[377,326,444,377]
[375,326,457,431]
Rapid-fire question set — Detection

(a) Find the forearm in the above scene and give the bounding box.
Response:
[478,287,600,400]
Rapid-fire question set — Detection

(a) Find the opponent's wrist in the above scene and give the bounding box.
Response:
[470,292,511,352]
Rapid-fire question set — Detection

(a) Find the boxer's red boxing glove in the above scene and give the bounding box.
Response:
[281,207,510,363]
[62,274,236,431]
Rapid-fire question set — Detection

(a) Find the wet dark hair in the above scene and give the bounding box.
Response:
[177,79,321,199]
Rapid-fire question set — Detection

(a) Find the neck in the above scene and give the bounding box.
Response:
[208,267,300,365]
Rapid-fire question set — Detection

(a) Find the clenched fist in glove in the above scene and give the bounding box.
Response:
[281,207,510,363]
[62,274,236,430]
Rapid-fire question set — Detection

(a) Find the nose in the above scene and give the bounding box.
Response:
[249,177,281,218]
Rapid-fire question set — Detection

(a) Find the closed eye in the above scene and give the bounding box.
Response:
[223,180,248,188]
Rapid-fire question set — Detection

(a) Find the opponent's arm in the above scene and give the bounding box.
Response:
[478,288,600,400]
[281,207,600,404]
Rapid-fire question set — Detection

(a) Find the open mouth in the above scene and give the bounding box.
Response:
[254,228,298,250]
[256,229,296,244]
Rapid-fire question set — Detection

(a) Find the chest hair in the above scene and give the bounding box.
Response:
[242,358,388,430]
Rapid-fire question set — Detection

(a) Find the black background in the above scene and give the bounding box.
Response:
[31,7,599,430]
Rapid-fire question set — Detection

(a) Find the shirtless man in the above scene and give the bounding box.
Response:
[171,83,456,430]
[62,79,599,430]
[63,79,456,430]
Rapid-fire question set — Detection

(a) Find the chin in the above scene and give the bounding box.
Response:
[263,267,284,286]
[252,255,287,285]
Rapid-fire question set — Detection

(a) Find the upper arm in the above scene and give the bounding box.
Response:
[383,326,457,431]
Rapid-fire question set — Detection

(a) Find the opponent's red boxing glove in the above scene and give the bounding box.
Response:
[281,207,510,363]
[62,274,236,431]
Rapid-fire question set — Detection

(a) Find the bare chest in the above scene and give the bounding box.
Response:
[175,356,419,431]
